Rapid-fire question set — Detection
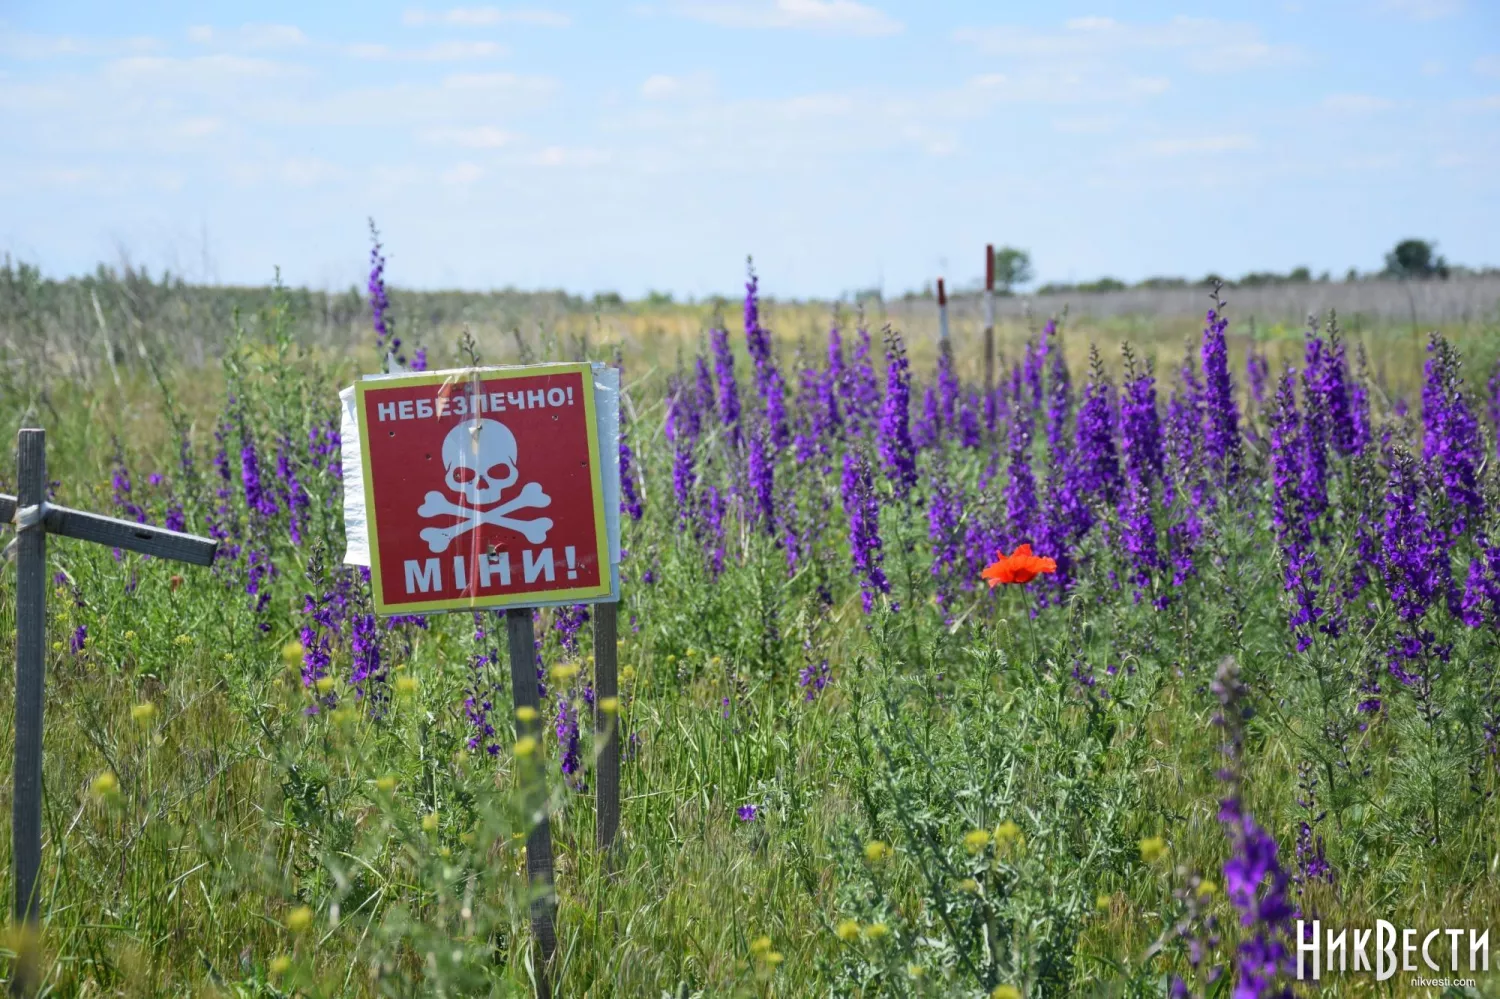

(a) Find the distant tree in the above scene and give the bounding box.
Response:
[1345,267,1360,283]
[645,289,675,306]
[1078,277,1127,293]
[1288,266,1311,283]
[992,246,1033,294]
[1383,239,1449,279]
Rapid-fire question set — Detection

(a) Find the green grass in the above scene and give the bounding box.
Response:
[0,278,1497,997]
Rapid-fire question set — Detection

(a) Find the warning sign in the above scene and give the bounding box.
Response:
[353,364,613,615]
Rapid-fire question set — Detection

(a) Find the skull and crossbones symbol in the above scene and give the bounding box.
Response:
[418,418,553,553]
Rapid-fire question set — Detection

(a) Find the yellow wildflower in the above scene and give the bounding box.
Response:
[907,963,926,979]
[749,935,772,955]
[991,986,1021,999]
[1138,836,1167,863]
[863,922,889,941]
[764,951,784,967]
[280,641,304,665]
[269,955,292,976]
[514,736,538,757]
[422,811,440,832]
[314,676,336,694]
[550,663,580,684]
[174,634,193,647]
[598,696,620,715]
[864,840,891,863]
[90,771,119,797]
[964,828,992,854]
[1096,893,1112,911]
[958,878,980,894]
[516,706,539,723]
[375,775,397,793]
[285,906,314,932]
[993,820,1022,845]
[394,675,418,696]
[1196,881,1216,899]
[123,630,136,642]
[130,702,156,724]
[834,919,860,942]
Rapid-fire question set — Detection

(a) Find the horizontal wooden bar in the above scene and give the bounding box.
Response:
[0,494,218,566]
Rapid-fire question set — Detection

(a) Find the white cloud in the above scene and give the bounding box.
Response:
[674,0,902,36]
[186,24,308,48]
[420,125,519,147]
[103,54,311,87]
[527,145,613,167]
[1322,93,1398,112]
[954,16,1298,73]
[441,162,485,184]
[346,40,509,60]
[641,72,716,100]
[1379,0,1462,19]
[1141,134,1256,156]
[402,7,573,27]
[0,30,161,59]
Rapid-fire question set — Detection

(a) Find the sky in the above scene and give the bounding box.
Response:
[1,0,1497,300]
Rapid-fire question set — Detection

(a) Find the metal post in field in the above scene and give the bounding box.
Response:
[984,244,996,393]
[11,430,46,937]
[505,607,557,999]
[3,427,218,996]
[592,600,619,858]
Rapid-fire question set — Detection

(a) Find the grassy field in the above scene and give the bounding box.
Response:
[1,263,1499,997]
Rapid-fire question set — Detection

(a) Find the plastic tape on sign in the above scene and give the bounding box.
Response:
[14,502,46,531]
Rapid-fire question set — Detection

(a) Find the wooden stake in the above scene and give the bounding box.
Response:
[505,608,557,998]
[11,430,46,937]
[592,601,619,857]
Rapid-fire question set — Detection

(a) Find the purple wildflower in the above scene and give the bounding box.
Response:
[1200,288,1242,487]
[843,450,889,613]
[878,328,917,500]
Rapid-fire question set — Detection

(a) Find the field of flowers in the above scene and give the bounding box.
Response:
[1,243,1499,998]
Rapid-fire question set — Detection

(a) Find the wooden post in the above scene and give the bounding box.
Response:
[505,608,556,998]
[592,601,619,857]
[983,244,996,393]
[12,430,46,935]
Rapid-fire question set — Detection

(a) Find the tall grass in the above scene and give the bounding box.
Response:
[0,264,1496,997]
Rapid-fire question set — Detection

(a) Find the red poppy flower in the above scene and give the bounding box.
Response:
[981,544,1057,587]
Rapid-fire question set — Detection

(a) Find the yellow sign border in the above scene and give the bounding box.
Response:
[354,363,613,616]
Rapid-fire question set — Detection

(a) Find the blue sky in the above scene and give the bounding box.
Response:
[1,0,1497,299]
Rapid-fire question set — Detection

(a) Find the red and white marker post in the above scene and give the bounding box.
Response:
[984,243,997,392]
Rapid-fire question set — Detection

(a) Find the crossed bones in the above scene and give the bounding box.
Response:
[418,482,553,552]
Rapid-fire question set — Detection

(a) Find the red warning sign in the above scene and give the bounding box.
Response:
[354,364,612,614]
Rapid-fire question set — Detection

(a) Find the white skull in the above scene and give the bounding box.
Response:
[442,418,518,507]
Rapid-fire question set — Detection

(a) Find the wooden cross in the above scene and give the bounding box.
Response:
[2,428,218,936]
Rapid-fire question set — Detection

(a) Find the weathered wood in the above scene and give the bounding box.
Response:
[0,495,217,566]
[505,608,556,999]
[12,431,47,942]
[592,601,620,856]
